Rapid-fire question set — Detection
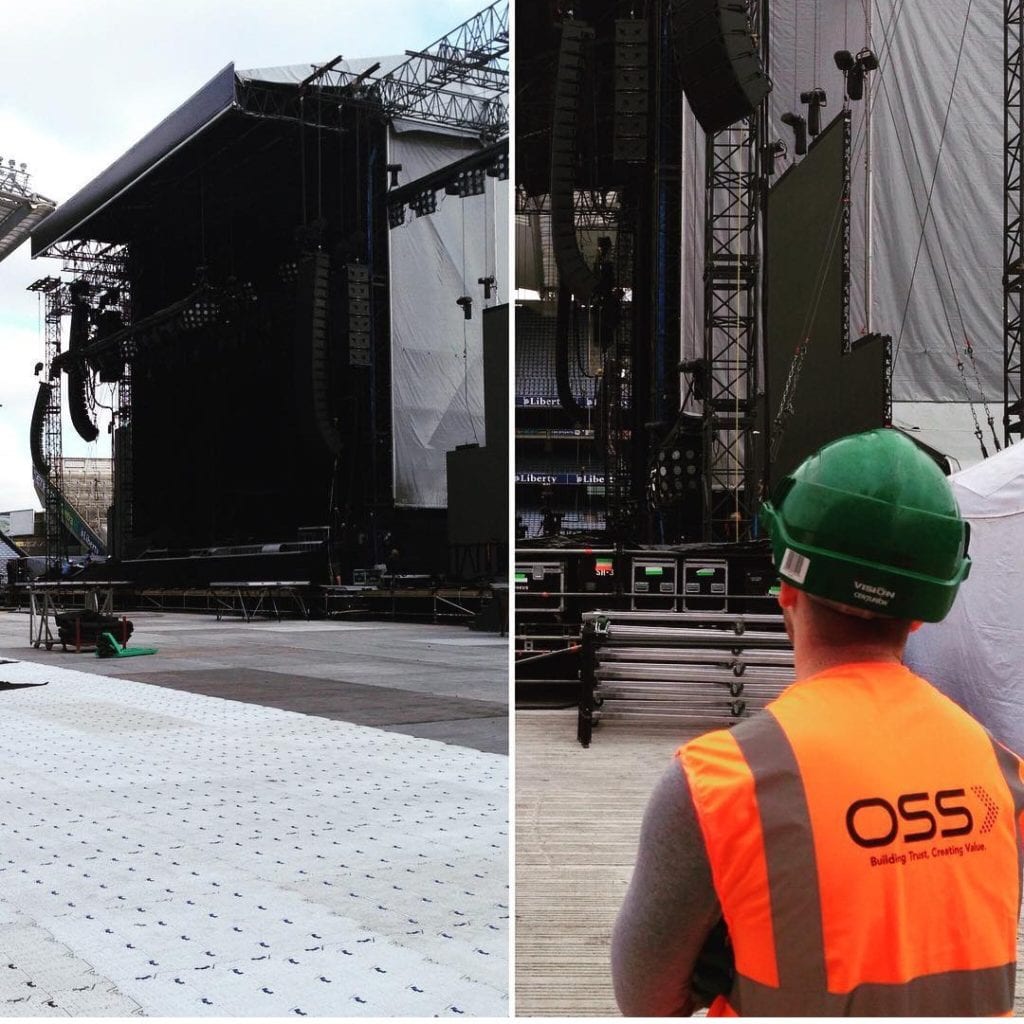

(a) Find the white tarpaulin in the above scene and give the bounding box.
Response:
[683,2,1006,454]
[904,441,1024,757]
[389,129,508,508]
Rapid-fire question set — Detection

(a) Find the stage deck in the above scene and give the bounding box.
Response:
[515,709,1024,1017]
[0,612,508,1016]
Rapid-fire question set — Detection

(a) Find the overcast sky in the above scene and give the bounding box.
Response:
[0,0,490,514]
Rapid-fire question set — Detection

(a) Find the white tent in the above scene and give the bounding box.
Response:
[904,441,1024,757]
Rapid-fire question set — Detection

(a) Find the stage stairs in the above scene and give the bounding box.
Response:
[577,609,794,746]
[33,466,107,556]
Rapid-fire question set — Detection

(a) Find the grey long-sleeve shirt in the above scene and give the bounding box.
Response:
[611,760,722,1016]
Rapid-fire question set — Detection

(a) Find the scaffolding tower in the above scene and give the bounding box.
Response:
[700,0,767,542]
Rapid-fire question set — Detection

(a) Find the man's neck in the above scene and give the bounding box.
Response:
[793,642,904,682]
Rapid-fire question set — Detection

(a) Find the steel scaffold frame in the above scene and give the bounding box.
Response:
[1006,0,1024,444]
[700,0,767,542]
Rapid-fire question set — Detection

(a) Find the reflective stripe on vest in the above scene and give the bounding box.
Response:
[680,663,1024,1016]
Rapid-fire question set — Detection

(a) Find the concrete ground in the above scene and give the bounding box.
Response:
[0,610,508,755]
[0,610,509,1016]
[515,709,1024,1017]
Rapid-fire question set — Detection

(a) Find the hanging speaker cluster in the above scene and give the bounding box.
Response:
[307,252,343,455]
[550,19,598,300]
[30,381,51,477]
[614,19,649,163]
[67,284,100,443]
[344,263,371,368]
[671,0,772,133]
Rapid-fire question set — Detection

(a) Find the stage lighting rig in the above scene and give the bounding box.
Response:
[835,48,878,102]
[181,297,221,331]
[781,111,807,156]
[386,163,403,188]
[478,275,496,299]
[800,88,827,137]
[456,295,473,320]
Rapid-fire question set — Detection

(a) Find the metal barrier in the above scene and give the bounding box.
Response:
[577,609,794,746]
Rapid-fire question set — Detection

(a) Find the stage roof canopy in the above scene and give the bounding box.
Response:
[32,49,504,259]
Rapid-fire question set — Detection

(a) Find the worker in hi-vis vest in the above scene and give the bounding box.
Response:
[612,428,1024,1016]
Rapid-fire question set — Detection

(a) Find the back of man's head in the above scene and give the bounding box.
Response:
[761,428,971,625]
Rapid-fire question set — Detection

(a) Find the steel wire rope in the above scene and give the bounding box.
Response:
[877,7,999,450]
[850,0,991,454]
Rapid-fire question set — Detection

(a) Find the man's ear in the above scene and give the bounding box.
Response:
[777,580,798,609]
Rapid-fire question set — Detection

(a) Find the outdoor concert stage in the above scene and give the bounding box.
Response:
[32,55,508,587]
[0,609,508,1016]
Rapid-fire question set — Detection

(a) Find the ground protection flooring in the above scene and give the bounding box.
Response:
[0,657,508,1016]
[0,612,508,755]
[515,709,1024,1017]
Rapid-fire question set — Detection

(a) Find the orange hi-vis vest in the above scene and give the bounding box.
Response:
[679,662,1024,1015]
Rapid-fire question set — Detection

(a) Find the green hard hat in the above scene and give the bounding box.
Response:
[760,428,971,622]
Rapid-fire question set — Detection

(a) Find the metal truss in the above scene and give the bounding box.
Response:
[296,0,507,138]
[701,122,760,542]
[1006,0,1024,443]
[0,158,55,265]
[239,5,507,139]
[27,278,71,569]
[700,1,765,542]
[34,245,134,558]
[374,0,508,137]
[50,239,129,291]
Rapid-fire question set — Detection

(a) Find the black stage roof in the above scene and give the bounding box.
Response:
[31,60,402,257]
[33,65,239,256]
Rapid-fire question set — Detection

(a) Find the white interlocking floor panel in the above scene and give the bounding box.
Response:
[0,660,509,1017]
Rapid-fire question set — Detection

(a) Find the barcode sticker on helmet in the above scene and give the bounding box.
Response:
[780,547,810,584]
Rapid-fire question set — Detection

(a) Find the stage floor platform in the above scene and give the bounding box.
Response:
[515,709,1024,1017]
[0,612,508,1016]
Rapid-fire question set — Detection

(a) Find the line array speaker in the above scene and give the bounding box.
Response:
[671,0,771,133]
[30,382,50,477]
[550,20,598,299]
[68,366,99,443]
[614,19,649,163]
[344,264,371,368]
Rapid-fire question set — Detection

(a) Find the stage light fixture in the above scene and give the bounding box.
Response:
[387,201,406,228]
[386,163,402,188]
[411,190,437,217]
[857,48,879,72]
[456,295,473,320]
[478,276,495,299]
[457,168,486,198]
[834,50,855,72]
[800,88,827,136]
[781,111,807,156]
[486,152,509,180]
[33,361,43,376]
[762,139,787,175]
